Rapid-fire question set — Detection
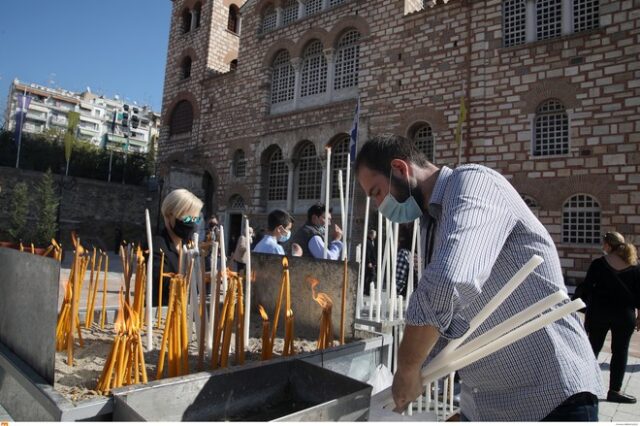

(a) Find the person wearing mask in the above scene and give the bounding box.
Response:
[579,231,640,404]
[253,209,294,255]
[355,135,603,421]
[151,189,204,306]
[290,203,343,260]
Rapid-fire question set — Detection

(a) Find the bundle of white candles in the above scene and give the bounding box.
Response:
[371,255,587,416]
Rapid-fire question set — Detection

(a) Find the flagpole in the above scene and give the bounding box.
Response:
[15,88,28,169]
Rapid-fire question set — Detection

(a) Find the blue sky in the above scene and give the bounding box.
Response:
[0,0,172,123]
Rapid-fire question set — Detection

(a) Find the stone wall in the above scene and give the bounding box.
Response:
[252,253,358,340]
[157,0,640,281]
[0,166,159,250]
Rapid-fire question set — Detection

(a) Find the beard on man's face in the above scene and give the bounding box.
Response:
[389,172,425,209]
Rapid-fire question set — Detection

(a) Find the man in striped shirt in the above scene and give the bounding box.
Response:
[355,135,604,421]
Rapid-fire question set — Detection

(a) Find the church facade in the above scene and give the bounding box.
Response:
[158,0,640,281]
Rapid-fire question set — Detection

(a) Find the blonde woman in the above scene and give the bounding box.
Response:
[151,189,204,306]
[581,231,640,404]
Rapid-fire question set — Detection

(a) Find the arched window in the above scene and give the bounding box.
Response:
[271,50,295,104]
[262,5,277,33]
[181,56,192,79]
[229,194,246,210]
[232,149,246,177]
[330,136,349,199]
[193,3,202,29]
[296,142,322,201]
[182,8,192,33]
[574,0,599,32]
[412,123,435,162]
[536,0,562,40]
[267,147,288,201]
[305,0,323,15]
[334,30,361,91]
[562,194,600,244]
[228,5,239,33]
[300,40,327,98]
[230,59,238,70]
[502,0,526,47]
[329,0,345,5]
[534,99,569,156]
[282,0,299,25]
[169,100,194,135]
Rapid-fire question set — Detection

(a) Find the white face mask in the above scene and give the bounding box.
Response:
[378,169,423,224]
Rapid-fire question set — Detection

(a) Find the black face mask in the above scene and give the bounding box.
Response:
[173,220,197,242]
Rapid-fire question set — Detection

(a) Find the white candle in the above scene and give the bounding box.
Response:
[417,387,423,412]
[144,209,153,351]
[243,217,251,347]
[207,241,219,353]
[369,282,375,319]
[344,152,351,247]
[434,379,439,419]
[219,225,228,298]
[389,221,398,320]
[407,219,419,301]
[380,229,390,320]
[376,212,383,322]
[358,197,371,320]
[433,255,544,364]
[442,376,448,416]
[426,382,431,412]
[338,170,346,260]
[448,372,455,414]
[189,236,200,347]
[398,295,403,320]
[421,298,585,386]
[324,147,331,260]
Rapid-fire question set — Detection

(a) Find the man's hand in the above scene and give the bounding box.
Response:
[332,224,343,241]
[392,366,423,413]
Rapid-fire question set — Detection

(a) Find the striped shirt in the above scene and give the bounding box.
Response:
[405,165,604,421]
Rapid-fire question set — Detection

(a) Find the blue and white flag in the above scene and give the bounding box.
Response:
[14,94,31,145]
[349,97,359,162]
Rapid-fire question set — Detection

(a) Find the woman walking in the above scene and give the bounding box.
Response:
[581,231,640,404]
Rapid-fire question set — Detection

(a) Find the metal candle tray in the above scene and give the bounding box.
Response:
[113,359,372,421]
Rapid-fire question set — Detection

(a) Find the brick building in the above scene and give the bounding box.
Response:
[158,0,640,281]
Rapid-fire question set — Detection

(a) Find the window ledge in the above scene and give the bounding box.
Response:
[269,89,358,116]
[498,28,604,53]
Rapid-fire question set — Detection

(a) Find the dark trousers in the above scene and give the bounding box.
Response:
[587,308,635,391]
[460,393,598,422]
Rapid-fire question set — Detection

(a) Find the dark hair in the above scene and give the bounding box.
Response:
[354,134,431,177]
[267,209,293,231]
[307,203,332,222]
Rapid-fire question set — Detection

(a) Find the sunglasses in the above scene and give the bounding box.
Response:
[180,215,202,224]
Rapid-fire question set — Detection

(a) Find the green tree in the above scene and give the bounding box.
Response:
[8,182,29,243]
[146,134,157,176]
[65,112,80,175]
[34,169,59,246]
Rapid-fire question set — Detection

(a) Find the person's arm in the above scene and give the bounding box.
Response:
[392,325,440,411]
[308,236,343,259]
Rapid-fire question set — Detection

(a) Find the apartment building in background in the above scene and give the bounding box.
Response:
[3,79,161,154]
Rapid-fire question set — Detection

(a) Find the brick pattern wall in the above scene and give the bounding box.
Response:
[158,0,640,280]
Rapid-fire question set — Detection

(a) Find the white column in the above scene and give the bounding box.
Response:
[297,0,305,18]
[275,7,283,28]
[286,159,294,212]
[561,0,573,35]
[291,57,302,109]
[525,0,537,43]
[324,48,335,104]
